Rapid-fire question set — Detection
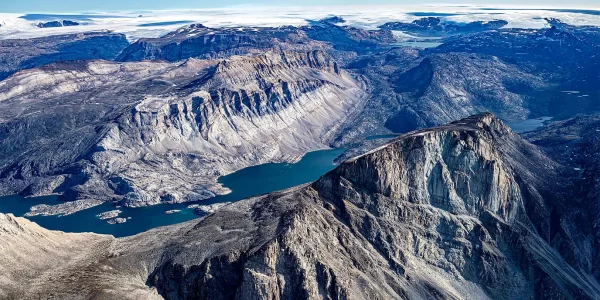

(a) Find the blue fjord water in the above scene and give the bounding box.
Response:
[0,148,345,237]
[505,116,553,133]
[0,117,550,237]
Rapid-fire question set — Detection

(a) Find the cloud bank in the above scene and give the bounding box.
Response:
[1,5,600,41]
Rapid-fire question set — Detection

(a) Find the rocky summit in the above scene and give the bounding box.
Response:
[2,114,599,299]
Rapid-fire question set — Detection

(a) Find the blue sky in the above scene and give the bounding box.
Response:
[2,0,599,13]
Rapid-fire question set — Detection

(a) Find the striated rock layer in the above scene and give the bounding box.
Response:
[1,114,598,299]
[0,50,364,206]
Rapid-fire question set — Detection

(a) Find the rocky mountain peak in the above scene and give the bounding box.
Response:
[1,114,599,299]
[135,114,599,299]
[316,113,536,220]
[412,17,441,27]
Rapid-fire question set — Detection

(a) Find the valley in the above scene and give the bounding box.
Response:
[2,114,600,299]
[0,148,344,236]
[1,9,600,299]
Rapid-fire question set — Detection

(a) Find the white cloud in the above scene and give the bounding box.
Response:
[1,5,600,41]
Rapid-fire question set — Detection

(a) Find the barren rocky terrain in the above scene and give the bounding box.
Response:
[1,15,600,299]
[2,114,599,299]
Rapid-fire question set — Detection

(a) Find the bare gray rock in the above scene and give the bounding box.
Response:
[95,210,122,220]
[0,50,364,207]
[192,202,230,215]
[1,114,598,299]
[107,217,127,225]
[24,199,104,217]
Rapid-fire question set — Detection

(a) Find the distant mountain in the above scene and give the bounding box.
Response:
[318,15,346,25]
[117,23,396,62]
[379,17,508,36]
[0,31,129,81]
[36,20,80,28]
[2,114,599,299]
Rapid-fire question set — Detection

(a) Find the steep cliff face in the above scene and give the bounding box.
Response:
[4,114,596,299]
[2,114,597,299]
[104,50,363,206]
[0,50,364,206]
[133,114,600,299]
[313,114,600,299]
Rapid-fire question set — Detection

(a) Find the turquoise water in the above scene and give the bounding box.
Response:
[392,41,443,48]
[506,117,553,133]
[0,148,345,237]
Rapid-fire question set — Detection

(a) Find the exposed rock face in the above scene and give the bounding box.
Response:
[191,202,230,215]
[435,26,600,88]
[332,50,548,145]
[2,114,598,299]
[302,23,397,53]
[329,21,600,144]
[107,217,127,224]
[0,50,364,206]
[2,21,599,212]
[0,31,129,81]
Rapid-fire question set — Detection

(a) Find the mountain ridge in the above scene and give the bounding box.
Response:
[0,50,364,209]
[1,114,598,299]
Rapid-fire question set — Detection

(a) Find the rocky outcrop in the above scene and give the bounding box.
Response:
[0,50,364,206]
[2,114,598,299]
[24,199,104,217]
[332,50,548,145]
[524,114,600,284]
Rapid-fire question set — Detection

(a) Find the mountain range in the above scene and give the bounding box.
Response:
[0,14,599,299]
[2,114,600,299]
